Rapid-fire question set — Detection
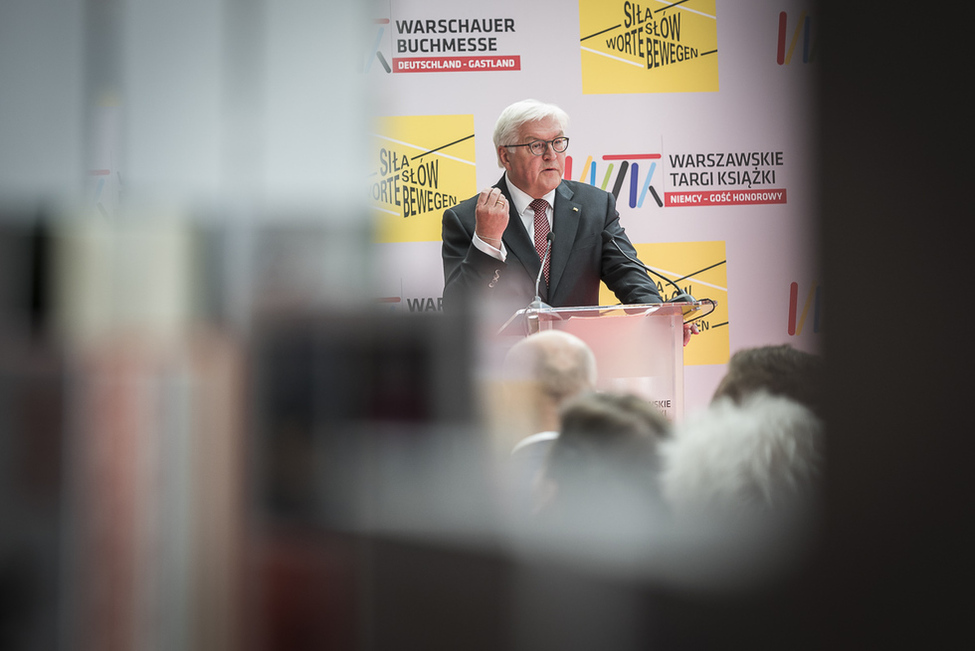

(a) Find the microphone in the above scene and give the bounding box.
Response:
[601,230,696,303]
[528,231,555,311]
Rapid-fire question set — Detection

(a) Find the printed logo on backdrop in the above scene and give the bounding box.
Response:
[365,13,521,74]
[378,296,445,313]
[565,147,789,208]
[777,11,817,65]
[788,281,823,336]
[370,114,476,243]
[579,0,718,94]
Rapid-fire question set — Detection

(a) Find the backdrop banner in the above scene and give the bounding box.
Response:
[365,0,820,411]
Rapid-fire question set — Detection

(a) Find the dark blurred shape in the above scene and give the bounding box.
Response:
[812,0,972,648]
[365,536,513,651]
[248,308,482,650]
[0,218,52,339]
[0,218,64,651]
[252,526,359,651]
[251,309,475,525]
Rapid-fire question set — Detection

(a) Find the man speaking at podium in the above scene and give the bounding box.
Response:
[441,99,665,324]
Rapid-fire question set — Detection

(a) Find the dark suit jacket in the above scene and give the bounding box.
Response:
[442,176,662,316]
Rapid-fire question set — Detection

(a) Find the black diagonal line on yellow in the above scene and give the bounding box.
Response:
[674,260,727,284]
[655,0,693,13]
[411,134,475,161]
[581,24,622,42]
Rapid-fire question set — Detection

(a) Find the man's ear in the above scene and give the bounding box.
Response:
[498,146,510,169]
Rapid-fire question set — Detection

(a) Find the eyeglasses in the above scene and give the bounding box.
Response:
[504,137,570,156]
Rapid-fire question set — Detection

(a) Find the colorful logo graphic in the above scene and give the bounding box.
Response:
[369,115,477,243]
[579,0,718,94]
[567,148,788,208]
[566,153,664,208]
[788,281,822,335]
[365,15,522,74]
[600,240,729,366]
[777,11,817,65]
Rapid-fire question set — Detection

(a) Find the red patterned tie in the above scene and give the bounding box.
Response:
[530,198,550,284]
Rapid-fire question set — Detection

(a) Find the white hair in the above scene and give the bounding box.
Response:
[492,99,570,166]
[660,392,823,518]
[502,329,596,401]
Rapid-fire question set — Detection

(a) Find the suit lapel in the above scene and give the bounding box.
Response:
[547,181,581,300]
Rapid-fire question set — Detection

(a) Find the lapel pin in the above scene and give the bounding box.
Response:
[572,207,579,212]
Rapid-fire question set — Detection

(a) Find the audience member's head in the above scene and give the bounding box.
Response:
[711,344,824,419]
[499,330,597,449]
[660,391,823,519]
[540,391,671,516]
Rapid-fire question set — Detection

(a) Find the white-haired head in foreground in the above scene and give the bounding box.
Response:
[660,391,824,519]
